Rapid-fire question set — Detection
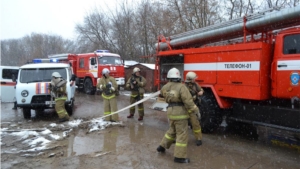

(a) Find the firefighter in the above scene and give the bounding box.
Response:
[49,72,69,123]
[97,68,119,122]
[126,67,147,121]
[156,68,199,163]
[185,71,204,146]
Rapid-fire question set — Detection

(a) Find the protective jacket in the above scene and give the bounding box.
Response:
[185,82,203,103]
[97,76,118,99]
[126,75,147,95]
[160,82,198,120]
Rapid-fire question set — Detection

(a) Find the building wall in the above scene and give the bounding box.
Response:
[125,64,155,92]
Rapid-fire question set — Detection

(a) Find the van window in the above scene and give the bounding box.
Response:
[283,34,300,54]
[19,68,67,83]
[2,68,19,79]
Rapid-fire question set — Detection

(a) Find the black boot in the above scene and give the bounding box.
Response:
[196,140,202,146]
[127,114,134,118]
[174,157,190,163]
[58,117,69,123]
[156,145,165,153]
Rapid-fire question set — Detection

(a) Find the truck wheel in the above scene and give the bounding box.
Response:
[199,90,221,133]
[23,108,31,119]
[84,78,95,95]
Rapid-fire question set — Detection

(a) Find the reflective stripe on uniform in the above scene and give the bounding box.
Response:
[164,134,175,141]
[102,94,116,99]
[55,97,67,101]
[168,114,189,120]
[175,142,187,147]
[57,110,65,114]
[131,94,138,97]
[193,129,201,133]
[104,112,111,115]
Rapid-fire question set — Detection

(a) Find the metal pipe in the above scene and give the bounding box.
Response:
[158,6,300,50]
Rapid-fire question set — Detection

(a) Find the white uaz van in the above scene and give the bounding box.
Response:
[16,60,75,119]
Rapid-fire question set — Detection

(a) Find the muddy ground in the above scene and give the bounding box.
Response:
[1,91,300,169]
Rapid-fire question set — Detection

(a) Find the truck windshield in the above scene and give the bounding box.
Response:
[19,68,67,83]
[283,34,300,54]
[98,56,122,65]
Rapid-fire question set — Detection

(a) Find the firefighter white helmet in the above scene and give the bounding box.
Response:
[102,68,110,75]
[167,68,181,78]
[52,72,61,78]
[185,72,197,82]
[133,67,140,74]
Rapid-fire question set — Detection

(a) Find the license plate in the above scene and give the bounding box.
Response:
[45,101,56,105]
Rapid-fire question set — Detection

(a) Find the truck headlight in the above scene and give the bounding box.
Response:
[21,90,29,97]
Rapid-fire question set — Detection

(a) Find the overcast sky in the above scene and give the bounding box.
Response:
[0,0,118,40]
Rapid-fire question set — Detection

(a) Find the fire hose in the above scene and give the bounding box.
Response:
[81,90,160,124]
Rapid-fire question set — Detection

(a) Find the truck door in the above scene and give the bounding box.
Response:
[273,33,300,99]
[89,57,98,78]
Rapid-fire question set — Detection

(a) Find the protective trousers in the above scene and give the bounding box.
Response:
[189,113,202,140]
[160,119,188,158]
[103,96,119,121]
[129,94,144,117]
[55,97,69,119]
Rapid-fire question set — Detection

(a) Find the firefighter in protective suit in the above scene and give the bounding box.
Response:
[97,68,119,122]
[156,68,199,163]
[126,67,147,121]
[185,71,203,146]
[49,72,69,123]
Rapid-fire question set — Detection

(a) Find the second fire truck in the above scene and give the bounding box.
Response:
[49,50,125,95]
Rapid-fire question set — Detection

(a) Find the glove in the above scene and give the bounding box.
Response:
[194,107,201,120]
[106,83,111,88]
[192,95,197,100]
[53,86,58,92]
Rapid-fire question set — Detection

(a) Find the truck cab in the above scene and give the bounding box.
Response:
[271,27,300,100]
[16,59,76,119]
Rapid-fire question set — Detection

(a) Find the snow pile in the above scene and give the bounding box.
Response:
[88,117,123,133]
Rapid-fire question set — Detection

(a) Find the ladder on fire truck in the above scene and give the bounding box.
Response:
[157,6,300,51]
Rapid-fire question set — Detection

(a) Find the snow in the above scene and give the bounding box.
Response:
[0,116,124,153]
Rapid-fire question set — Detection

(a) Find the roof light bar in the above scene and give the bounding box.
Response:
[32,58,59,63]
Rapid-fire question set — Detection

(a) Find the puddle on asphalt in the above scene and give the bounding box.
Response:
[67,122,149,157]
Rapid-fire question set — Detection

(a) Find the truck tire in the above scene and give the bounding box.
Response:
[199,90,221,133]
[23,108,31,119]
[84,78,95,95]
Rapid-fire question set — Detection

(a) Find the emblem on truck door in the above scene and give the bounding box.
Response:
[290,72,299,86]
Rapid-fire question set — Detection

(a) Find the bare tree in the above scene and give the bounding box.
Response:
[1,33,76,66]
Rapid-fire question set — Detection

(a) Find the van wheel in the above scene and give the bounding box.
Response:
[199,90,221,133]
[84,78,95,95]
[23,108,31,119]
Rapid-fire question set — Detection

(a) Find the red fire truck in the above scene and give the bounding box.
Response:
[49,50,125,95]
[154,6,300,133]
